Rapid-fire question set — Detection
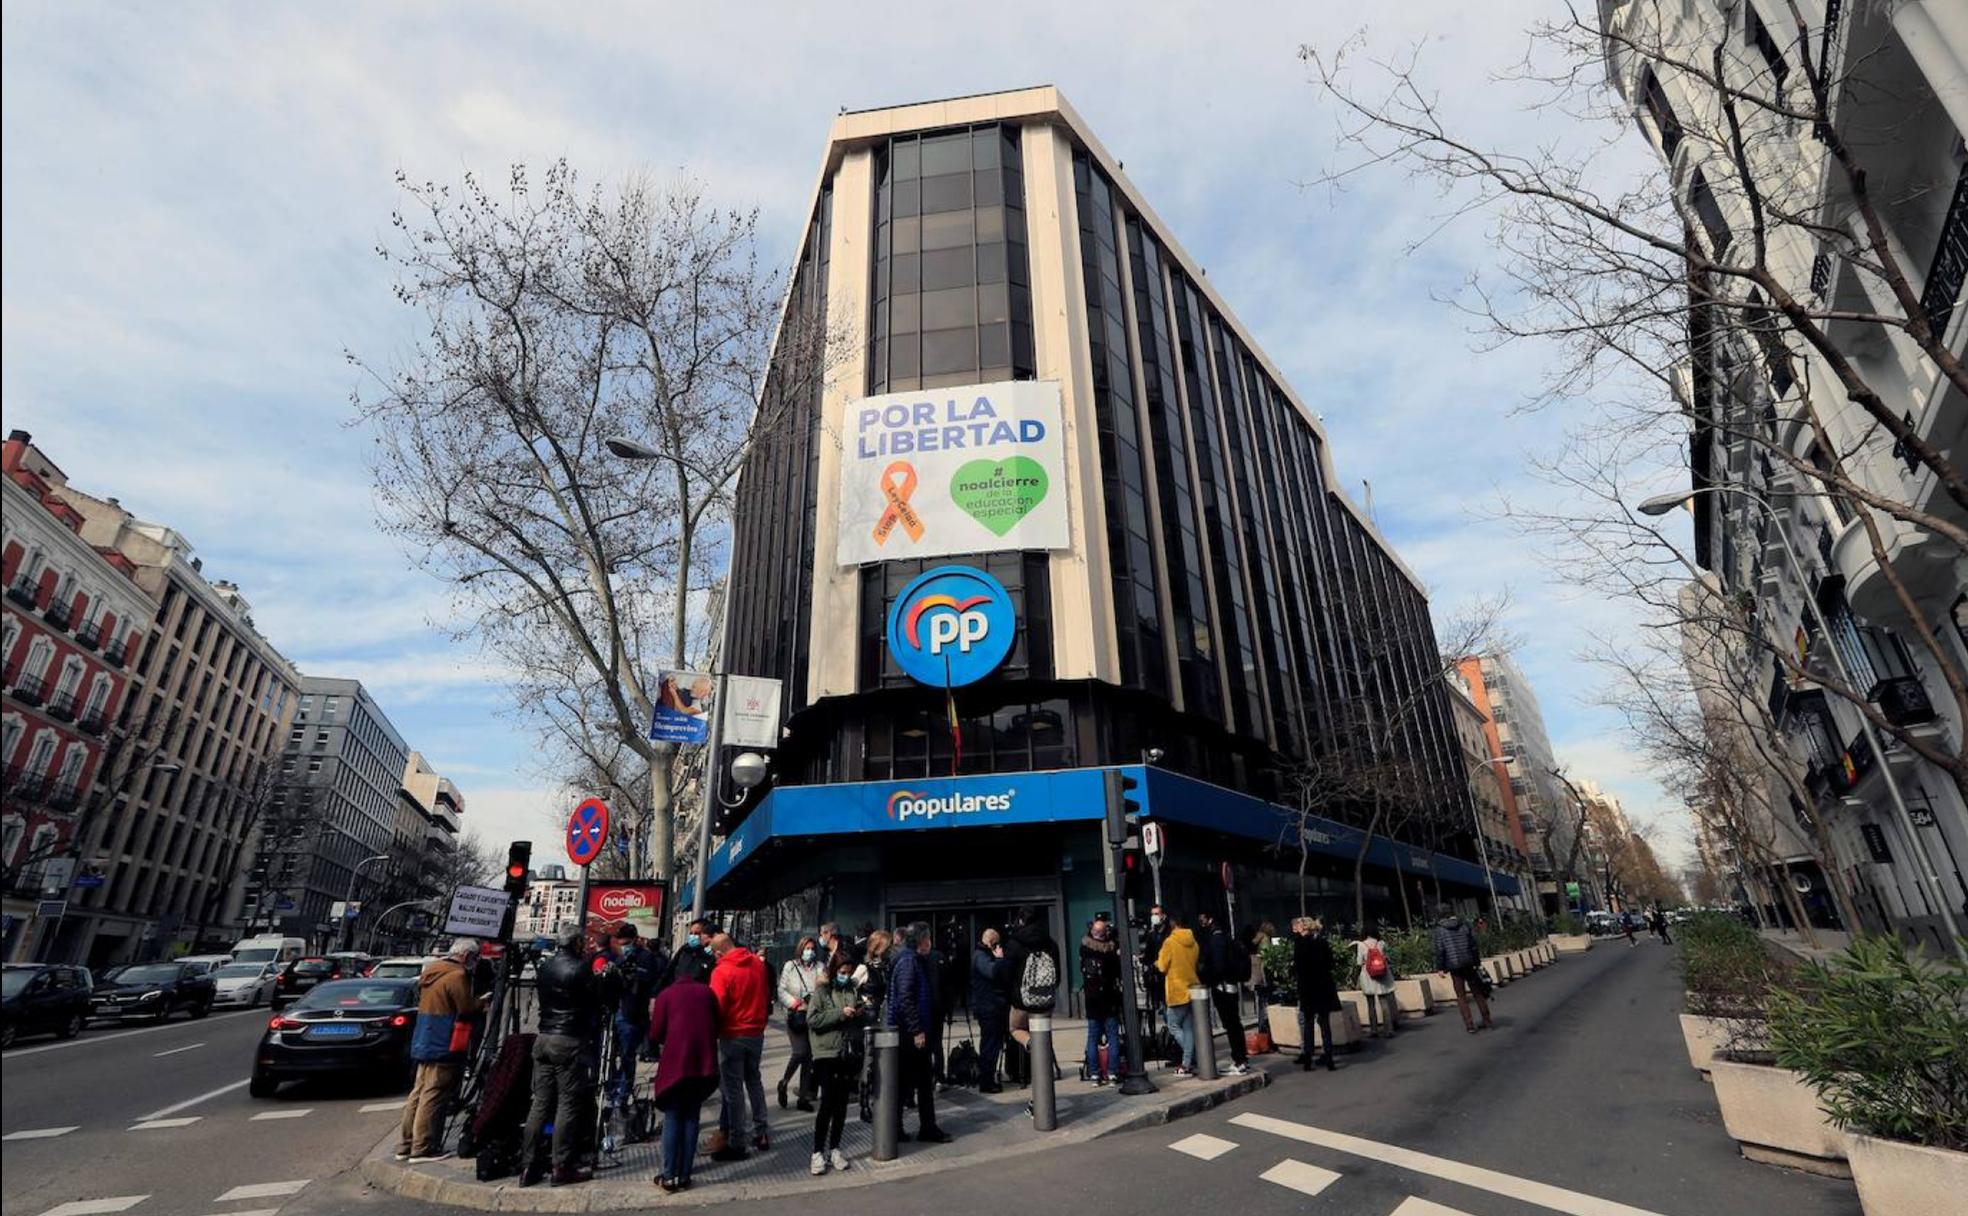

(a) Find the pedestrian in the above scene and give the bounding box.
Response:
[398,937,483,1163]
[1290,917,1341,1071]
[646,952,719,1194]
[706,933,771,1160]
[603,924,663,1108]
[668,918,715,986]
[1431,907,1493,1034]
[854,929,894,1123]
[1154,909,1202,1076]
[1000,905,1060,1070]
[1249,921,1275,1029]
[1353,923,1398,1038]
[1622,910,1639,947]
[889,921,953,1142]
[521,926,602,1187]
[1196,910,1252,1076]
[1140,903,1170,1026]
[1650,907,1673,945]
[776,935,822,1113]
[803,951,865,1175]
[1080,912,1123,1086]
[819,921,858,968]
[969,927,1009,1093]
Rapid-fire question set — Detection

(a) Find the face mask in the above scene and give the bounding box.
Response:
[802,949,816,964]
[835,973,854,987]
[686,934,701,949]
[1150,914,1164,926]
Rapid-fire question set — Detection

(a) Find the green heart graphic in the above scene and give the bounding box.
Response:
[950,457,1050,537]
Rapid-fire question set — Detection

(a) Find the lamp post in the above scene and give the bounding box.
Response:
[341,854,391,953]
[1637,488,1967,959]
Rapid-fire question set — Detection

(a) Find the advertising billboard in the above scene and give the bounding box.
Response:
[648,671,716,744]
[722,675,784,749]
[584,881,667,937]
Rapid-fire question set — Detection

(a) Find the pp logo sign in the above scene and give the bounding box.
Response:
[885,565,1016,687]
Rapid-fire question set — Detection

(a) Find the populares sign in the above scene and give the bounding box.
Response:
[836,380,1068,566]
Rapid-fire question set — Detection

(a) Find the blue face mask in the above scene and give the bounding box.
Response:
[835,973,854,987]
[686,934,702,949]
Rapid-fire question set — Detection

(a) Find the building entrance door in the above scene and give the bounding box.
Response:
[887,902,1050,1023]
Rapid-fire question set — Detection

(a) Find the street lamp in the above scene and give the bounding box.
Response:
[342,854,391,952]
[1636,487,1967,958]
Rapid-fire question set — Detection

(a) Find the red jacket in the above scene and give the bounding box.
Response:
[708,946,769,1039]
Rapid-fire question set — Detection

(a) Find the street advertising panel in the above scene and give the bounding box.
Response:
[648,671,717,744]
[835,380,1068,566]
[584,881,667,939]
[444,884,512,938]
[722,675,784,749]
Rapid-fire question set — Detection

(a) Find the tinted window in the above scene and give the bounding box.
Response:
[1,969,34,998]
[113,965,182,984]
[294,959,335,975]
[296,980,415,1010]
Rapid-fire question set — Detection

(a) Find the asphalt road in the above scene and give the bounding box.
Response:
[275,938,1862,1216]
[2,1002,415,1216]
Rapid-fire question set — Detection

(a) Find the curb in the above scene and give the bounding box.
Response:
[360,1064,1276,1210]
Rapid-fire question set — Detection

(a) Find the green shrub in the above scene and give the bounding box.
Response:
[1553,912,1587,936]
[1677,913,1788,1023]
[1388,928,1436,976]
[1260,936,1362,1001]
[1769,936,1968,1152]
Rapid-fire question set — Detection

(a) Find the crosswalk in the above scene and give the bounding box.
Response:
[33,1179,311,1216]
[1169,1112,1674,1216]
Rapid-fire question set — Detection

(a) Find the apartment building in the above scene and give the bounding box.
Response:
[1447,666,1536,911]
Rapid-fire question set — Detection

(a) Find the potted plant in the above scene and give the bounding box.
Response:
[1676,913,1773,1075]
[1769,936,1968,1212]
[1261,936,1364,1053]
[1387,928,1438,1017]
[1550,912,1592,953]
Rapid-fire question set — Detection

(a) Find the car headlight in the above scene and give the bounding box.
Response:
[138,991,162,1001]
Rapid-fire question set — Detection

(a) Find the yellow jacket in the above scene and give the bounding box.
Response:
[1155,927,1201,1006]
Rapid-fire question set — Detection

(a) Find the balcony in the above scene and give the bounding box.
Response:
[8,672,49,708]
[42,597,73,631]
[5,577,40,609]
[47,779,82,813]
[1873,674,1936,728]
[75,619,102,651]
[45,689,79,723]
[78,707,108,736]
[3,763,54,803]
[1920,166,1968,342]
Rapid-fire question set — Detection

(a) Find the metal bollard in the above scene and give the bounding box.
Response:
[1190,986,1218,1080]
[873,1029,901,1161]
[1029,1015,1056,1131]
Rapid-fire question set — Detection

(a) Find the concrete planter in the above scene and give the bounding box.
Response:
[1709,1058,1850,1177]
[1392,976,1436,1018]
[1512,949,1534,973]
[1551,934,1592,953]
[1678,1014,1764,1075]
[1267,1003,1304,1051]
[1846,1133,1968,1216]
[1421,971,1456,1006]
[1337,989,1370,1028]
[1266,1004,1364,1053]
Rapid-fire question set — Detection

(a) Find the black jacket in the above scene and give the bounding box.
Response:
[1199,923,1247,988]
[1079,935,1123,1021]
[1291,932,1342,1013]
[535,948,600,1038]
[1140,921,1171,979]
[667,942,713,987]
[608,942,667,1023]
[969,944,1008,1017]
[1001,920,1061,1012]
[1433,917,1480,973]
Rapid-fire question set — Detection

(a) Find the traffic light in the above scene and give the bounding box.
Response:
[1103,769,1142,845]
[503,840,532,899]
[1119,840,1146,903]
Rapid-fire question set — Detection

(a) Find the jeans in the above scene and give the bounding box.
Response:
[1296,1007,1333,1060]
[1167,1001,1196,1068]
[1364,993,1398,1035]
[717,1036,768,1138]
[811,1056,852,1152]
[1449,968,1493,1030]
[398,1062,459,1156]
[779,1024,813,1102]
[976,1007,1007,1086]
[608,1013,646,1106]
[659,1096,703,1184]
[902,1035,938,1132]
[522,1033,588,1172]
[1083,1014,1120,1079]
[1212,988,1247,1064]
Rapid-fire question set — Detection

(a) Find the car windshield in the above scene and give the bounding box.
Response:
[294,960,334,974]
[294,980,413,1010]
[371,962,425,977]
[113,965,181,984]
[1,969,36,998]
[216,964,266,978]
[234,947,278,964]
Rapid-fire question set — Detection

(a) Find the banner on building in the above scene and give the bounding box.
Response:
[835,380,1069,566]
[722,675,784,749]
[648,671,717,744]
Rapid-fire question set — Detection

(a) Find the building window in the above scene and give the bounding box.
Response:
[1689,169,1733,260]
[1745,5,1790,91]
[1639,68,1683,158]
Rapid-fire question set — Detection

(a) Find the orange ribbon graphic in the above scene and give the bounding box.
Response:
[872,460,925,547]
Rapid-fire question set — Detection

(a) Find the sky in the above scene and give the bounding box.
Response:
[0,2,1695,869]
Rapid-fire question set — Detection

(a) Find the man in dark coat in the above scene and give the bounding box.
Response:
[1196,910,1251,1075]
[969,927,1009,1093]
[1432,908,1492,1033]
[1139,904,1171,1025]
[1290,916,1342,1071]
[522,927,601,1187]
[1079,913,1124,1085]
[888,922,951,1142]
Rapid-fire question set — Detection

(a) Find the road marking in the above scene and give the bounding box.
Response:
[248,1109,311,1121]
[1259,1159,1341,1197]
[3,1126,79,1140]
[358,1101,405,1112]
[1170,1132,1239,1160]
[130,1117,201,1130]
[1392,1200,1476,1216]
[2,1012,245,1059]
[201,1211,278,1216]
[213,1181,310,1202]
[152,1042,206,1058]
[139,1078,251,1121]
[38,1199,149,1216]
[1228,1114,1669,1216]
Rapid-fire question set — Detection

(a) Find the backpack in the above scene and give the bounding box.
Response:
[1364,944,1390,981]
[946,1040,980,1087]
[1018,948,1058,1011]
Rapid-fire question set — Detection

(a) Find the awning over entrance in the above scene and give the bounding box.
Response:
[703,764,1519,902]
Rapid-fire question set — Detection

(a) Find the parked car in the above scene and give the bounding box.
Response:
[270,957,347,1009]
[89,962,216,1022]
[325,951,376,976]
[211,962,281,1008]
[2,964,93,1048]
[177,954,233,975]
[229,936,307,968]
[250,977,421,1097]
[366,956,437,980]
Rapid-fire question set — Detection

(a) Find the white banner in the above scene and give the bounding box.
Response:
[723,675,784,749]
[835,380,1068,566]
[443,884,511,938]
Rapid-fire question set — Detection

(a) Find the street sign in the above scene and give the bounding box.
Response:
[1142,822,1164,860]
[36,899,67,918]
[1861,823,1893,865]
[73,873,105,889]
[566,798,610,868]
[444,884,512,938]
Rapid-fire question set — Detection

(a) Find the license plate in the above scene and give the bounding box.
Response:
[307,1023,363,1038]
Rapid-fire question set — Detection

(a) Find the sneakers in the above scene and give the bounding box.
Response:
[1226,1063,1252,1076]
[1174,1065,1195,1078]
[829,1149,850,1172]
[1091,1074,1111,1087]
[406,1151,451,1164]
[392,1148,411,1162]
[810,1152,827,1176]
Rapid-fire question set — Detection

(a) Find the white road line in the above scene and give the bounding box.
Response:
[152,1042,205,1058]
[138,1078,250,1122]
[1392,1199,1476,1216]
[1228,1114,1670,1216]
[201,1211,279,1216]
[130,1117,201,1130]
[3,1012,245,1059]
[3,1126,79,1141]
[1169,1132,1239,1160]
[358,1101,404,1113]
[213,1180,310,1202]
[248,1109,311,1121]
[38,1199,149,1216]
[1259,1159,1342,1197]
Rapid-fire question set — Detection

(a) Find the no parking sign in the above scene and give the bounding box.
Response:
[566,797,610,869]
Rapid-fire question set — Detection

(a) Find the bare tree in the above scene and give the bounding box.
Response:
[352,163,836,880]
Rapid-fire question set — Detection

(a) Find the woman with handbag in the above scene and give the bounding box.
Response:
[777,936,823,1111]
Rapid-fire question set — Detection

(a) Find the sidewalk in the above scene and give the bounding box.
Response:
[363,1018,1277,1211]
[1759,927,1852,964]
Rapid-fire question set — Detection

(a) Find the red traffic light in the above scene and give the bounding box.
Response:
[507,863,526,879]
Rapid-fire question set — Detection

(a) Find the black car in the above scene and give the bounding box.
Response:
[89,962,217,1022]
[2,964,93,1048]
[270,956,348,1010]
[251,978,420,1097]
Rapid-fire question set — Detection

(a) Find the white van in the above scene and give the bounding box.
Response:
[229,936,306,967]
